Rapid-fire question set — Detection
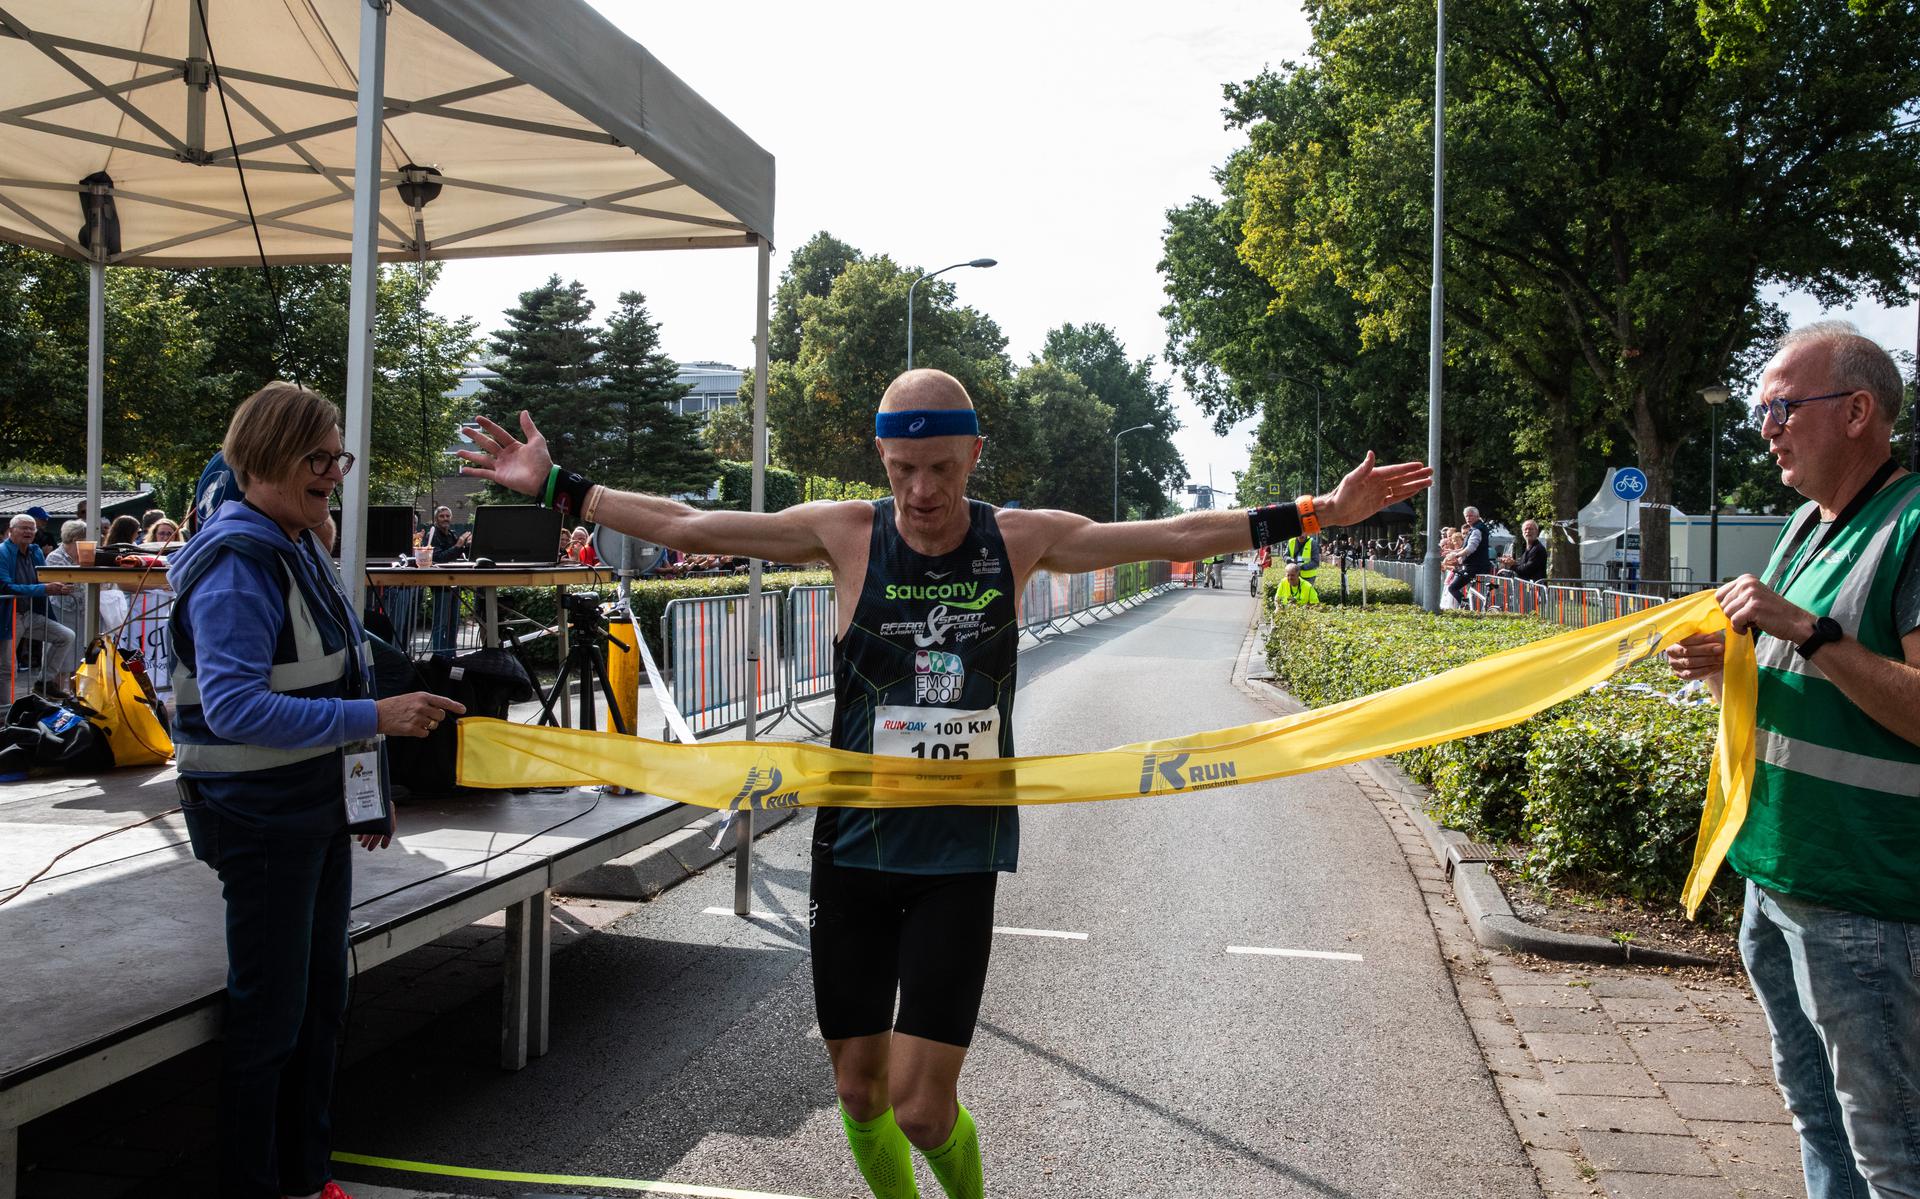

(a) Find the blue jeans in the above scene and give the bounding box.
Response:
[184,803,352,1199]
[1740,881,1920,1199]
[431,586,462,653]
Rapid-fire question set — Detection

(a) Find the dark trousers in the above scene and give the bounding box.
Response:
[188,806,352,1198]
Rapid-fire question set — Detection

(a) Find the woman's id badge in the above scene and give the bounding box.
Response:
[343,737,386,824]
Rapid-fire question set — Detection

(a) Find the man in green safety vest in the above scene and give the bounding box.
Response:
[1667,321,1920,1197]
[1284,531,1319,583]
[1272,561,1320,607]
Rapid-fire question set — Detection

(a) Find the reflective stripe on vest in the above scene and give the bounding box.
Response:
[1752,484,1920,683]
[172,645,360,707]
[1754,727,1920,795]
[1288,536,1317,577]
[172,556,360,776]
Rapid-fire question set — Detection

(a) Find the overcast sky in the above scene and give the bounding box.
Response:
[427,1,1916,509]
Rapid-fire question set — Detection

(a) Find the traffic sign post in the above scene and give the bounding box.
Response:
[1611,467,1648,502]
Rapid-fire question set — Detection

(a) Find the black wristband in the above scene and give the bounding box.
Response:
[1248,503,1303,549]
[550,467,594,521]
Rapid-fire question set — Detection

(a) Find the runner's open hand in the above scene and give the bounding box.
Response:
[456,411,553,497]
[1317,453,1435,527]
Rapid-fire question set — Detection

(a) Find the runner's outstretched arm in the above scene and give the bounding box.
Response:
[455,411,845,564]
[1017,451,1432,575]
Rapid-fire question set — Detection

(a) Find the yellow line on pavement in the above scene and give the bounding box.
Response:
[331,1151,821,1199]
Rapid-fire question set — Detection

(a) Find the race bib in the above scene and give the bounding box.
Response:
[872,705,1000,762]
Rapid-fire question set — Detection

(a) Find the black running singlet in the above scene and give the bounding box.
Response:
[815,499,1020,874]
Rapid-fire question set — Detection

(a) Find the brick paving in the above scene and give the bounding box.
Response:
[1349,765,1804,1199]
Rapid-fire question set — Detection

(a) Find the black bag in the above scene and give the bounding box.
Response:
[384,647,535,796]
[0,694,114,776]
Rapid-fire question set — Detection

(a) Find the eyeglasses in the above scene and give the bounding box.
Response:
[1750,390,1855,428]
[302,450,356,477]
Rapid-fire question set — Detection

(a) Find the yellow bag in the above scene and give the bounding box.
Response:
[73,639,174,768]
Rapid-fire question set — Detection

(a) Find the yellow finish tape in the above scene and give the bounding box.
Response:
[331,1150,820,1198]
[459,590,1756,916]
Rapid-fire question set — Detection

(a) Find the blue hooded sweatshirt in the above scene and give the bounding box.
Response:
[167,500,378,835]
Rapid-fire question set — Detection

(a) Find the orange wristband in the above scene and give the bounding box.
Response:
[1295,494,1321,536]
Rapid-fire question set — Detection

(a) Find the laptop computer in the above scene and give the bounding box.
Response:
[328,505,415,560]
[470,505,563,566]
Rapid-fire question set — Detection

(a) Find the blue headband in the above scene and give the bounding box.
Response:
[875,409,980,439]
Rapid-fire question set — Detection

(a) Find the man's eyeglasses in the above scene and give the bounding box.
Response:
[302,450,356,477]
[1750,391,1855,428]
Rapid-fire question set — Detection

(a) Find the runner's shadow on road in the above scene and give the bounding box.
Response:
[977,1018,1360,1199]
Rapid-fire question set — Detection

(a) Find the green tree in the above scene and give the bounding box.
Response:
[476,276,605,481]
[1223,0,1920,580]
[771,232,862,363]
[370,262,481,504]
[767,256,1016,495]
[700,397,760,464]
[600,290,714,496]
[1008,361,1115,517]
[1038,324,1184,518]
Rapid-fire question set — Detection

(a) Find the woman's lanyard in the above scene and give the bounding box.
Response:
[1766,458,1899,598]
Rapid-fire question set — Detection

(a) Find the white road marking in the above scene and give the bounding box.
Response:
[701,908,1088,941]
[1226,945,1365,962]
[703,906,801,923]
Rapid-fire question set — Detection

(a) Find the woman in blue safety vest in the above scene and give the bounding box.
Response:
[168,382,462,1199]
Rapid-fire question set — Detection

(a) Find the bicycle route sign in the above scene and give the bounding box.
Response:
[1611,467,1648,503]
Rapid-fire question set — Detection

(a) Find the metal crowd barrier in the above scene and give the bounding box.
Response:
[1360,558,1420,586]
[659,591,790,738]
[655,563,1178,738]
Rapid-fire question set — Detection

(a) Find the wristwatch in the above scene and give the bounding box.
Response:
[1795,615,1844,660]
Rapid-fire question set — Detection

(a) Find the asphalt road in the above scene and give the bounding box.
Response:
[331,579,1539,1199]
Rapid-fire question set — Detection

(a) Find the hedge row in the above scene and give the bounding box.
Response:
[1266,604,1733,914]
[1258,563,1414,608]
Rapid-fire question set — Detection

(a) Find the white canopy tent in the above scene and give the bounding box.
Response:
[1,0,778,902]
[1,2,774,644]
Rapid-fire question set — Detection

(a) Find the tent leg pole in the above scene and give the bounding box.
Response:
[734,236,772,919]
[339,0,388,614]
[85,255,104,644]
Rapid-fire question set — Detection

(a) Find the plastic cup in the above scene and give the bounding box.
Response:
[77,541,96,566]
[414,546,434,568]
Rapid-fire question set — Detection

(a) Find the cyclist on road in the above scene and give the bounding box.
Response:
[455,368,1429,1199]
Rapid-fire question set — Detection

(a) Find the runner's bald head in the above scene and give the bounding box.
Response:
[879,369,974,416]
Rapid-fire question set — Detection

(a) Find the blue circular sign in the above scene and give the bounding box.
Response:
[1612,468,1648,502]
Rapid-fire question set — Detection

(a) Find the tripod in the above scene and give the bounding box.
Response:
[535,595,631,734]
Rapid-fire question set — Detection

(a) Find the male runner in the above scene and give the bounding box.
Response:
[456,369,1429,1199]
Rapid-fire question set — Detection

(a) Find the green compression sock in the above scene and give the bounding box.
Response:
[919,1104,984,1199]
[840,1104,918,1199]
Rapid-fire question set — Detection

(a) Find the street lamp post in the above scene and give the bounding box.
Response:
[1419,0,1448,612]
[1701,385,1730,583]
[907,257,997,369]
[1113,423,1153,522]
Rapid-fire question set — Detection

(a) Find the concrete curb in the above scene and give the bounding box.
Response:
[1354,755,1716,969]
[564,807,798,900]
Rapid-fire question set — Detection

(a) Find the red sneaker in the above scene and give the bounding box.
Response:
[321,1183,354,1199]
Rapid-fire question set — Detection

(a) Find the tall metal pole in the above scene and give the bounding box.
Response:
[1709,402,1719,583]
[1418,0,1447,611]
[1113,424,1150,522]
[736,236,772,917]
[84,252,103,642]
[906,274,921,370]
[1910,295,1918,473]
[339,0,387,613]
